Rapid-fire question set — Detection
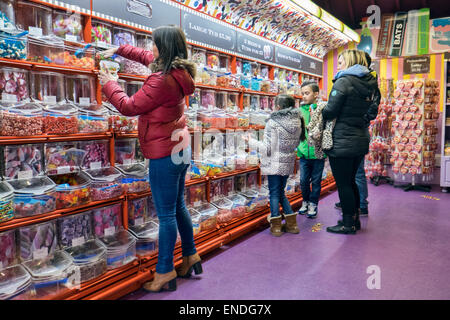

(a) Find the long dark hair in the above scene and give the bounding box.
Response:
[151,25,194,77]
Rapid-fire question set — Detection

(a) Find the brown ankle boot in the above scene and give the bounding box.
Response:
[177,253,203,278]
[268,215,283,237]
[143,270,177,292]
[284,213,300,234]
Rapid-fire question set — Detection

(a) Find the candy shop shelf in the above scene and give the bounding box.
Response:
[208,166,260,181]
[185,177,209,187]
[195,83,242,93]
[126,190,151,201]
[188,126,265,134]
[114,131,139,139]
[0,58,96,76]
[0,197,124,233]
[0,132,113,146]
[118,73,147,82]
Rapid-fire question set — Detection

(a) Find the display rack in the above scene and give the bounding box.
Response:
[440,59,450,192]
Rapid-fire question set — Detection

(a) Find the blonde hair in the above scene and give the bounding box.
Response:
[338,49,368,69]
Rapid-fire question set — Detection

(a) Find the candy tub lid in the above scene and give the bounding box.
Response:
[0,265,32,299]
[116,163,148,178]
[98,229,136,251]
[0,181,14,200]
[211,198,233,210]
[22,251,72,280]
[52,172,91,192]
[64,239,106,265]
[8,176,56,195]
[226,194,246,206]
[128,221,158,240]
[84,166,123,183]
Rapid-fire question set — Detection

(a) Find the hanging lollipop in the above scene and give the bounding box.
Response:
[406,144,413,152]
[409,166,419,175]
[414,80,423,89]
[409,136,418,144]
[414,144,422,152]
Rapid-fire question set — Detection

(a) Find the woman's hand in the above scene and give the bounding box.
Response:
[98,67,118,85]
[97,47,118,59]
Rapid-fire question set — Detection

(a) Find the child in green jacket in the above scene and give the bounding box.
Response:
[297,81,326,218]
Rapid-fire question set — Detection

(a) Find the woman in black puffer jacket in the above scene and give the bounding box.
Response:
[322,49,379,234]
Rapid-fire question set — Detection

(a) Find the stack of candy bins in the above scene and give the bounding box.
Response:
[51,172,91,209]
[18,220,58,262]
[0,31,27,60]
[97,228,136,270]
[43,103,79,135]
[0,229,16,269]
[45,142,86,176]
[77,104,109,133]
[91,20,112,45]
[52,10,83,42]
[57,210,93,248]
[114,138,137,165]
[128,197,148,227]
[0,181,14,223]
[0,103,44,136]
[2,144,43,180]
[8,176,56,218]
[83,166,124,201]
[226,194,246,219]
[212,197,234,224]
[196,203,218,232]
[64,239,107,283]
[92,203,122,238]
[79,140,110,170]
[116,163,150,193]
[128,221,159,256]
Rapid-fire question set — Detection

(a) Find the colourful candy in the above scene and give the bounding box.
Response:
[92,204,122,237]
[45,143,85,175]
[52,174,91,209]
[3,144,43,180]
[19,221,58,261]
[128,197,148,226]
[0,230,16,269]
[80,141,110,170]
[58,211,93,248]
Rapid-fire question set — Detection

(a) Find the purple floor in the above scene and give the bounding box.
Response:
[122,184,450,300]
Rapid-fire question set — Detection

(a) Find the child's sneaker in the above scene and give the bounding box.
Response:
[306,203,318,219]
[298,201,309,215]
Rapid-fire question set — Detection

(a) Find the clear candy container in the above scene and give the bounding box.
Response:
[236,58,242,74]
[226,194,246,219]
[227,92,239,111]
[22,251,75,299]
[247,172,258,189]
[243,94,251,109]
[97,229,136,270]
[219,54,229,72]
[186,184,206,208]
[206,51,219,70]
[192,48,206,67]
[188,88,201,109]
[0,68,29,102]
[242,61,252,75]
[57,210,93,248]
[251,78,261,92]
[0,0,16,27]
[18,220,58,262]
[125,81,143,97]
[62,44,95,69]
[197,203,218,232]
[79,140,110,170]
[128,197,148,227]
[27,35,64,64]
[116,163,150,193]
[128,221,158,256]
[237,111,250,129]
[30,71,65,103]
[212,197,234,224]
[260,96,269,110]
[114,138,137,165]
[0,229,16,269]
[201,89,215,109]
[113,26,136,46]
[52,10,83,42]
[83,166,124,201]
[209,179,221,202]
[0,31,27,60]
[51,172,91,209]
[189,209,201,236]
[92,203,122,238]
[0,265,32,300]
[240,74,251,89]
[2,143,44,180]
[221,177,234,197]
[136,32,152,51]
[91,20,112,46]
[260,80,270,93]
[215,91,227,110]
[45,142,85,175]
[253,186,269,209]
[105,103,138,132]
[16,0,52,35]
[225,111,238,129]
[64,239,107,283]
[65,75,96,106]
[77,105,109,133]
[261,65,269,80]
[234,173,246,193]
[269,81,278,95]
[9,176,56,218]
[239,189,259,213]
[216,72,230,88]
[0,102,44,136]
[268,96,275,110]
[250,95,260,110]
[0,181,14,223]
[43,103,79,135]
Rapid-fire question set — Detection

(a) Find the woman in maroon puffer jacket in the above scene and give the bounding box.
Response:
[99,26,202,293]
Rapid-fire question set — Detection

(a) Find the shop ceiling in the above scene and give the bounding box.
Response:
[311,0,450,29]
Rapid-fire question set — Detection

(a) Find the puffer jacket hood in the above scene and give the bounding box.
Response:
[334,64,378,99]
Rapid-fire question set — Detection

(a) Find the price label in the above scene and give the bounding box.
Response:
[2,93,17,103]
[18,171,33,180]
[65,34,78,42]
[90,162,102,170]
[104,227,116,237]
[29,27,43,37]
[33,247,48,260]
[44,96,57,104]
[57,166,71,175]
[134,218,144,226]
[79,97,90,106]
[71,237,86,247]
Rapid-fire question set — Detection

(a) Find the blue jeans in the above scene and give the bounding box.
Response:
[149,147,196,274]
[299,158,325,205]
[267,175,293,218]
[355,158,368,209]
